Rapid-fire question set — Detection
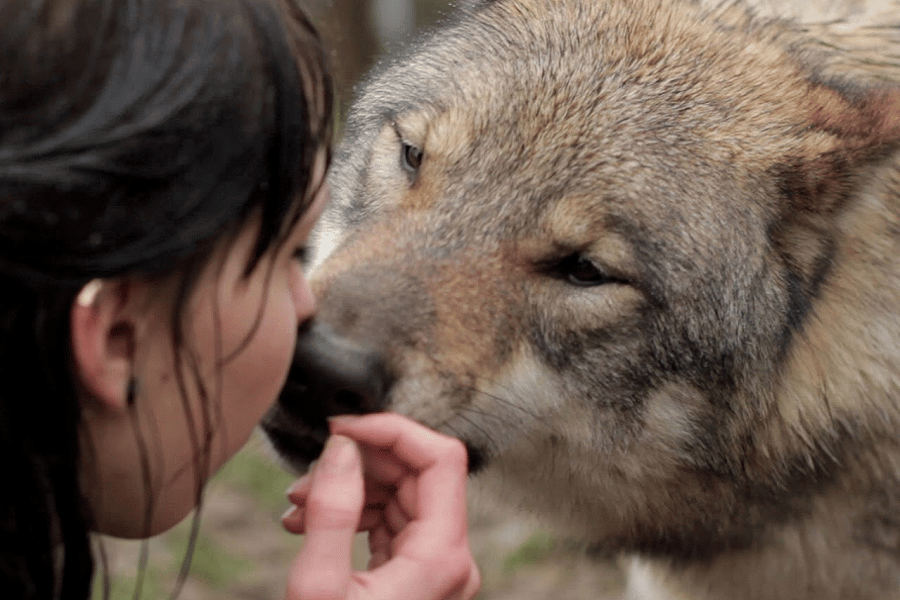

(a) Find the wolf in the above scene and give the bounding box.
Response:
[262,0,900,598]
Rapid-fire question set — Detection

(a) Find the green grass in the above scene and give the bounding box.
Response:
[212,436,299,515]
[501,531,559,573]
[166,528,255,589]
[91,564,165,600]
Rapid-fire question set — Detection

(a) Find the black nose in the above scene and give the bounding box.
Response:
[263,321,391,468]
[277,320,391,423]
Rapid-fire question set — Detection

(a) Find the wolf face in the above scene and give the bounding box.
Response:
[262,0,900,597]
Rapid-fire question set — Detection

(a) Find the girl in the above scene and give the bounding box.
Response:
[0,0,479,598]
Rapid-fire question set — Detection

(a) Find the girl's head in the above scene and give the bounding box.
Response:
[0,0,332,597]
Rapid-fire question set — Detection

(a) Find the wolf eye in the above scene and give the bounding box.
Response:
[400,141,423,177]
[559,254,610,287]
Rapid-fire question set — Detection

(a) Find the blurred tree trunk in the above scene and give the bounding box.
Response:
[371,0,415,50]
[303,0,380,123]
[301,0,453,128]
[415,0,451,28]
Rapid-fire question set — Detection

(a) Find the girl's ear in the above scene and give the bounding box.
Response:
[70,279,137,412]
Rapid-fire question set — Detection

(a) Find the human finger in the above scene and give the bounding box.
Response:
[282,504,384,535]
[283,472,393,535]
[383,495,410,536]
[288,473,393,509]
[284,435,363,600]
[284,474,312,506]
[332,414,469,536]
[358,444,407,484]
[331,415,480,599]
[356,543,481,600]
[329,413,469,474]
[367,522,392,570]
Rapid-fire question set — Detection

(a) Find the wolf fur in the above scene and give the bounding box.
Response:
[263,1,900,598]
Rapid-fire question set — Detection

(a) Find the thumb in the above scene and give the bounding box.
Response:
[285,435,364,600]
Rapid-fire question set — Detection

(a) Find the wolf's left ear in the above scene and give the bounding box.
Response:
[777,83,900,213]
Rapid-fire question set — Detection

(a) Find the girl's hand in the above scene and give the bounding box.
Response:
[281,413,481,600]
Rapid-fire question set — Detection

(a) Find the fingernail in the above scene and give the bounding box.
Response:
[281,505,300,522]
[317,434,358,474]
[327,415,357,426]
[281,506,304,533]
[285,474,311,499]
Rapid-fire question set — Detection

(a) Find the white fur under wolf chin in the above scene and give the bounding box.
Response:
[285,1,900,599]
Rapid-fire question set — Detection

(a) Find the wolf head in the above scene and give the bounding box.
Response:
[263,0,900,556]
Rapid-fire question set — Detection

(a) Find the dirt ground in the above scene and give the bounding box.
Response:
[95,432,624,600]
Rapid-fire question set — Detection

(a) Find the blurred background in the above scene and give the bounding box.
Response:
[93,1,624,599]
[305,0,452,114]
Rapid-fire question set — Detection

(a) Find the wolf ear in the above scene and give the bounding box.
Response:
[775,83,900,214]
[769,82,900,316]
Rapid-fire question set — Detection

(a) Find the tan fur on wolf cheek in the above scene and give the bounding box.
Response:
[425,251,524,378]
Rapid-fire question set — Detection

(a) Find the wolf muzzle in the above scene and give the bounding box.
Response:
[261,320,391,466]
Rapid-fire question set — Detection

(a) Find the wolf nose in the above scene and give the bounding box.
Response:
[279,320,391,420]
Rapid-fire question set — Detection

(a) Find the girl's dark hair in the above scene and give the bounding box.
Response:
[0,0,332,597]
